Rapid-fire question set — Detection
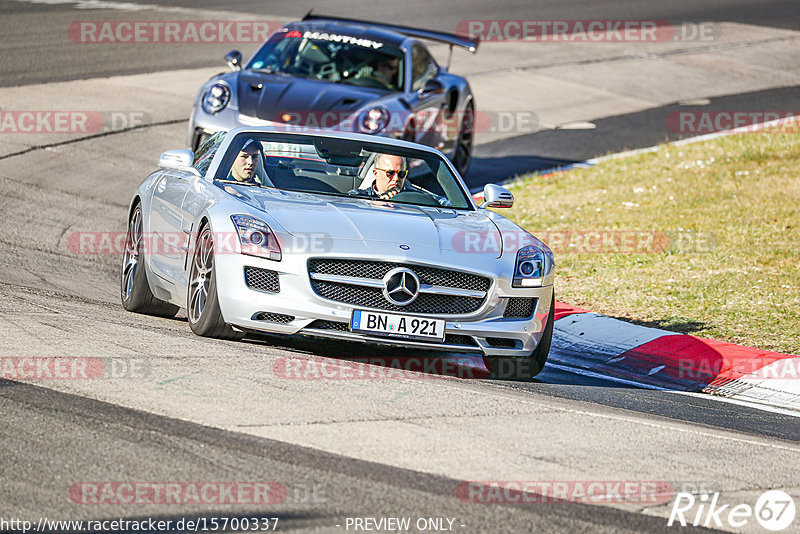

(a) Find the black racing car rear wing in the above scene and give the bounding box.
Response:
[301,11,480,53]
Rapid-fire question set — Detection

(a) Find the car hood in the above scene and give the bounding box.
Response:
[226,186,503,255]
[236,71,387,123]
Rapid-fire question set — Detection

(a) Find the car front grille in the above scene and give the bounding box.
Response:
[307,319,350,332]
[308,259,490,291]
[485,337,520,348]
[244,267,280,293]
[503,297,537,318]
[307,259,491,315]
[444,334,478,347]
[253,312,294,324]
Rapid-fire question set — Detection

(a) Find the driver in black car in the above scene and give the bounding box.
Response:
[370,57,400,90]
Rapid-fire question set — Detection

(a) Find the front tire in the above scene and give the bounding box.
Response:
[484,292,554,380]
[187,225,243,340]
[453,101,474,176]
[121,203,180,317]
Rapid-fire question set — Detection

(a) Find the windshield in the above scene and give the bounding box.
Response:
[215,133,473,210]
[246,30,405,91]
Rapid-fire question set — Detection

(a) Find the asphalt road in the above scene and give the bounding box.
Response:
[1,380,711,533]
[3,0,800,85]
[1,1,799,532]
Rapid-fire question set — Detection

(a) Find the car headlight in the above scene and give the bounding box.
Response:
[513,245,550,287]
[202,83,231,114]
[231,214,281,261]
[360,106,389,133]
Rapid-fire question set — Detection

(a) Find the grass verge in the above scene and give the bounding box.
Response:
[505,129,800,354]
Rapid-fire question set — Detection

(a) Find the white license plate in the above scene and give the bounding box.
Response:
[351,310,445,342]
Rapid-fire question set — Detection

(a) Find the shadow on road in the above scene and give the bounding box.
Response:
[241,331,643,388]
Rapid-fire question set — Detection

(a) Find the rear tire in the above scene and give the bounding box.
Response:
[187,224,243,340]
[484,291,554,380]
[120,203,180,317]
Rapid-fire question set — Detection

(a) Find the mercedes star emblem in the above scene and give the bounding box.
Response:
[382,267,420,306]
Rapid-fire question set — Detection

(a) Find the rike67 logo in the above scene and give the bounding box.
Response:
[668,490,796,531]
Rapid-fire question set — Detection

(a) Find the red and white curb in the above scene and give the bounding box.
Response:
[550,302,800,414]
[468,115,800,414]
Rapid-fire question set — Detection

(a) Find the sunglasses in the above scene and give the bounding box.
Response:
[375,167,408,179]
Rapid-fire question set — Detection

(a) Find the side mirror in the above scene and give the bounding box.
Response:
[225,50,242,71]
[158,149,200,177]
[419,78,445,96]
[481,183,514,208]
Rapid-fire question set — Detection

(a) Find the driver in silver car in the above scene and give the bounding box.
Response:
[350,153,409,200]
[349,153,452,207]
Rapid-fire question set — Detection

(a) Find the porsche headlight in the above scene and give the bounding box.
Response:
[513,245,550,287]
[202,83,231,114]
[231,214,281,261]
[360,106,389,133]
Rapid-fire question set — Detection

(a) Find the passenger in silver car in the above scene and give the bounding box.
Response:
[227,138,263,183]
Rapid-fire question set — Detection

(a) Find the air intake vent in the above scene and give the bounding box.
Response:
[444,334,478,347]
[307,320,350,332]
[485,337,520,348]
[253,312,294,324]
[244,267,280,293]
[503,297,536,318]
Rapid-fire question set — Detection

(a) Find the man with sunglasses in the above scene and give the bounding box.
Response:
[350,153,409,200]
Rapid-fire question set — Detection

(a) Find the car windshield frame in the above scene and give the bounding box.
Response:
[245,31,405,92]
[213,132,474,211]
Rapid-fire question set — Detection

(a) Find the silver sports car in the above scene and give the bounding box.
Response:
[121,127,555,378]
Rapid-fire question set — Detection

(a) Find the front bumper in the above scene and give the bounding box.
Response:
[215,249,554,358]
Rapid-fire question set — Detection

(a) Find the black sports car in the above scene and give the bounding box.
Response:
[188,13,479,174]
